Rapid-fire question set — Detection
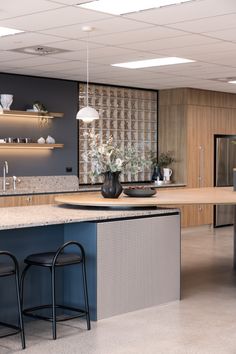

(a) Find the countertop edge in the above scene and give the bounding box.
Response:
[0,204,179,231]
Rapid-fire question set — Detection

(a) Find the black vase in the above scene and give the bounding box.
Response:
[151,165,163,181]
[101,171,123,198]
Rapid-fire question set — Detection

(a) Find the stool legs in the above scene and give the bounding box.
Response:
[82,261,90,330]
[50,267,57,340]
[15,266,26,350]
[0,251,26,350]
[21,261,91,340]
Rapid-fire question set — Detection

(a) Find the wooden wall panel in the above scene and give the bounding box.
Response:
[158,105,187,184]
[159,87,236,227]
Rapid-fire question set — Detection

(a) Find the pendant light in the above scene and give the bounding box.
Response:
[76,26,99,123]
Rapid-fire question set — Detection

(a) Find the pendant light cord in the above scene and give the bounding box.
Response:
[86,32,89,107]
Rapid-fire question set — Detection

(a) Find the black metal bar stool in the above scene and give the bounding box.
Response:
[0,251,25,349]
[21,241,90,340]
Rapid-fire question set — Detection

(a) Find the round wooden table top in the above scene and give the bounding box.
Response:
[55,187,236,207]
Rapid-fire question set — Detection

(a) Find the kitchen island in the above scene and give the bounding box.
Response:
[0,204,180,322]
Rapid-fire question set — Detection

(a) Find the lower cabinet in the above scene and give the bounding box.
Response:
[0,193,75,207]
[180,204,213,227]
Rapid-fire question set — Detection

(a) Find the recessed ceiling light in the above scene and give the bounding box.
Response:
[112,57,195,69]
[228,80,236,84]
[78,0,194,15]
[0,26,24,37]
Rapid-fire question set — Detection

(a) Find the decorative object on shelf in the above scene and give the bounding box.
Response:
[158,151,175,168]
[152,151,175,182]
[76,26,99,123]
[33,101,48,113]
[151,165,163,182]
[0,94,13,110]
[46,135,55,144]
[123,187,156,198]
[37,137,45,144]
[163,167,172,182]
[83,130,152,198]
[101,171,123,198]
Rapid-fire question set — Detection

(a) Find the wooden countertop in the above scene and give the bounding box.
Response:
[55,187,236,207]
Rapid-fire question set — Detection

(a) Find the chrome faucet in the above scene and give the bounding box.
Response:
[3,161,8,191]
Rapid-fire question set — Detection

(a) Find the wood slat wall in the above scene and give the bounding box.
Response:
[159,87,236,227]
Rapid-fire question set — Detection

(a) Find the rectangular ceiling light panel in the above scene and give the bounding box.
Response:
[78,0,194,15]
[112,57,195,69]
[0,26,24,37]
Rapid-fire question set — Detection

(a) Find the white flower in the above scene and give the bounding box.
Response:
[98,146,105,154]
[115,158,123,168]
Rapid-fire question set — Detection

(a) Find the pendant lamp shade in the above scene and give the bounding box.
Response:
[76,26,99,123]
[76,106,99,123]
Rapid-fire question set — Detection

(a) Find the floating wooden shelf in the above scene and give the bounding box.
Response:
[0,143,64,150]
[0,110,64,119]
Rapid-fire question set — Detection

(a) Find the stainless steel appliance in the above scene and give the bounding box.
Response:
[214,135,236,227]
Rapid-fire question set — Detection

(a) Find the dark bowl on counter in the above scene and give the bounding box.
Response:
[123,187,157,198]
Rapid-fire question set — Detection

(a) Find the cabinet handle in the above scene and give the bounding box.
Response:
[198,145,204,187]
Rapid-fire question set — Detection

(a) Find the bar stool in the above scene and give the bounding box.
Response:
[0,251,25,349]
[21,241,90,340]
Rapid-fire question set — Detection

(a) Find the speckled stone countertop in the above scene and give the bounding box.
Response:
[0,174,186,196]
[0,204,179,231]
[0,175,79,196]
[79,182,186,192]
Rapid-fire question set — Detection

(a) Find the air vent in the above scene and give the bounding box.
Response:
[10,45,71,56]
[211,77,236,83]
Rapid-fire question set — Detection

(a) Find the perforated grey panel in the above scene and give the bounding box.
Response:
[97,214,180,319]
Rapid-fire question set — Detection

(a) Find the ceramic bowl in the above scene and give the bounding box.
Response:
[123,187,157,198]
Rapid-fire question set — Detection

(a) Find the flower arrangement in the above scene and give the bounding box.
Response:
[82,130,151,180]
[157,151,175,168]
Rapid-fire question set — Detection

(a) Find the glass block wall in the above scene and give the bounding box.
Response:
[78,83,157,184]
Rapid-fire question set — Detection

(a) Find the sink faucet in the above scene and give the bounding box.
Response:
[3,161,8,191]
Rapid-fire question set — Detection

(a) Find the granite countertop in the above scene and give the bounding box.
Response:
[0,174,186,196]
[0,175,79,196]
[0,204,179,231]
[79,182,186,192]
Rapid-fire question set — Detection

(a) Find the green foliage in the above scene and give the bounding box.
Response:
[157,151,175,168]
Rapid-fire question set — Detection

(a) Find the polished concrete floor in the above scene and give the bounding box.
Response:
[1,225,236,354]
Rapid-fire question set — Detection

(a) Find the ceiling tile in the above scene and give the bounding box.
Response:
[125,0,236,25]
[0,0,63,19]
[0,56,68,68]
[125,34,220,52]
[0,50,35,62]
[40,17,154,40]
[89,26,187,46]
[203,28,236,42]
[168,13,236,33]
[0,6,111,32]
[0,32,65,50]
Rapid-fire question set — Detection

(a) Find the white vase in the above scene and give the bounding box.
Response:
[163,168,172,182]
[0,94,13,110]
[46,135,55,144]
[37,137,45,144]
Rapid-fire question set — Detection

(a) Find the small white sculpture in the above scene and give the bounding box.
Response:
[37,137,45,144]
[46,135,55,144]
[0,94,13,110]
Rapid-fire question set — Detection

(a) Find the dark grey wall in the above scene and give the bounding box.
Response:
[0,73,78,176]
